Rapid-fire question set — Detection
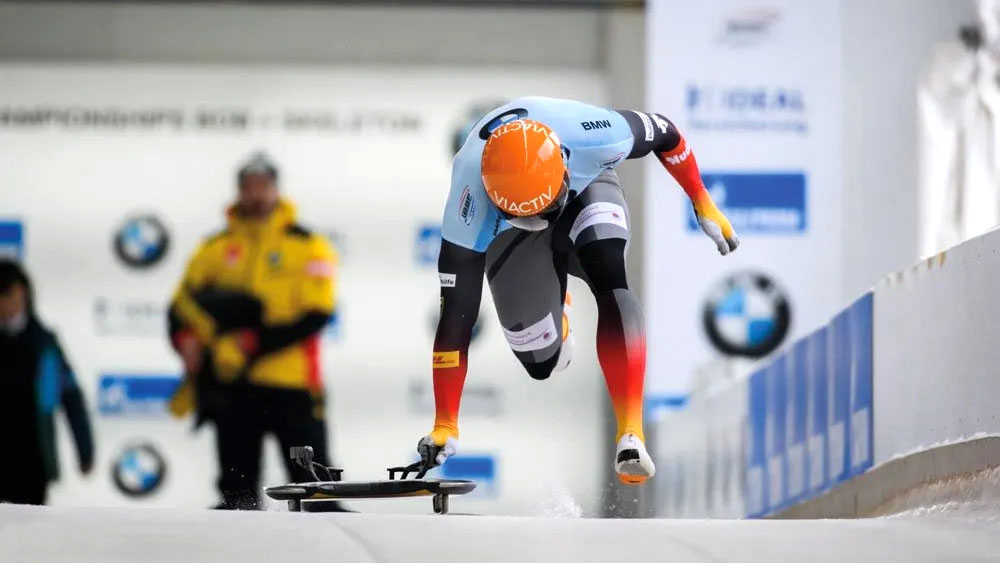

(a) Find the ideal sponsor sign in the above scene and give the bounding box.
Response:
[646,0,843,399]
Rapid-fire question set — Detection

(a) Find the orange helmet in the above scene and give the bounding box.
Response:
[481,119,567,218]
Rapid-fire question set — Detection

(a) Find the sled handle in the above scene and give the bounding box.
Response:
[387,460,429,480]
[290,446,343,482]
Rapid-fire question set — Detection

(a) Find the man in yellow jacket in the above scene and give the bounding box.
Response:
[168,152,338,510]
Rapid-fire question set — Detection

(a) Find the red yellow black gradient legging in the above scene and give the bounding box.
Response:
[430,241,486,443]
[430,349,467,441]
[594,291,647,441]
[577,238,646,442]
[429,237,646,444]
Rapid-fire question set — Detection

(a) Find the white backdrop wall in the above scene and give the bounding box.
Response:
[873,230,1000,464]
[645,0,844,401]
[0,64,609,515]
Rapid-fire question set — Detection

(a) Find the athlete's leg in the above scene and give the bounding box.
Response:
[577,238,646,440]
[485,229,568,380]
[553,290,574,372]
[556,170,646,442]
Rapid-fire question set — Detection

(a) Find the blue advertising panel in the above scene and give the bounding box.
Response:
[767,355,788,511]
[98,374,181,416]
[807,327,830,495]
[441,454,497,498]
[787,339,809,504]
[743,292,875,516]
[687,173,807,234]
[0,221,24,259]
[415,224,441,267]
[828,310,852,485]
[849,293,874,476]
[745,367,769,517]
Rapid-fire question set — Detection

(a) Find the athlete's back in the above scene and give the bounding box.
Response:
[446,97,634,251]
[457,97,633,190]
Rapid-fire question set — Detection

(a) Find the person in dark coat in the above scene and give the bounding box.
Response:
[0,259,93,505]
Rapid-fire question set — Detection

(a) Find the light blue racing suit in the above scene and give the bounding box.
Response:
[442,96,637,252]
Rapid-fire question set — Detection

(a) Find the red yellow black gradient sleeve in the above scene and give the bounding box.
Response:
[430,240,486,443]
[616,109,735,244]
[617,109,708,202]
[656,134,708,202]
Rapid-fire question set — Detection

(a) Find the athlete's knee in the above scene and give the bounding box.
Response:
[577,239,629,292]
[522,350,561,381]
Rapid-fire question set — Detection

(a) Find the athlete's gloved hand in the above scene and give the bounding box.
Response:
[417,427,459,469]
[693,196,740,255]
[211,330,258,383]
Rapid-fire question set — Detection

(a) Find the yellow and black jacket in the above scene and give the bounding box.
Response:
[169,199,337,395]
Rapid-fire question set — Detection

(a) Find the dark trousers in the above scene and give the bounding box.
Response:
[0,437,48,506]
[212,385,329,510]
[0,476,46,506]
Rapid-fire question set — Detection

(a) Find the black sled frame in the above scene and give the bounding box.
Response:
[264,446,475,515]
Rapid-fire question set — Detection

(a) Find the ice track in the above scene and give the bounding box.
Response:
[1,503,998,563]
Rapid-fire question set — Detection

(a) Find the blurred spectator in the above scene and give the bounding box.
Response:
[167,152,339,510]
[0,260,94,505]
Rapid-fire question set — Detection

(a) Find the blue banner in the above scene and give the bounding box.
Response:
[415,224,441,267]
[829,310,852,485]
[687,173,807,234]
[441,454,497,497]
[746,368,769,517]
[0,220,24,259]
[807,327,830,496]
[849,293,874,476]
[98,374,181,416]
[787,339,809,504]
[744,291,874,517]
[767,356,788,511]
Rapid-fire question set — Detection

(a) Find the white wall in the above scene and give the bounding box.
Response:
[873,228,1000,463]
[840,0,976,299]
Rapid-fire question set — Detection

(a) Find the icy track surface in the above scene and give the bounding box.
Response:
[868,466,1000,523]
[1,505,999,563]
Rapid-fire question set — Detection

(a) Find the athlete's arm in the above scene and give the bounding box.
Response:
[616,110,739,255]
[428,240,486,445]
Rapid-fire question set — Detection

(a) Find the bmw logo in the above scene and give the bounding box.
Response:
[112,442,167,497]
[702,271,790,358]
[114,214,169,269]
